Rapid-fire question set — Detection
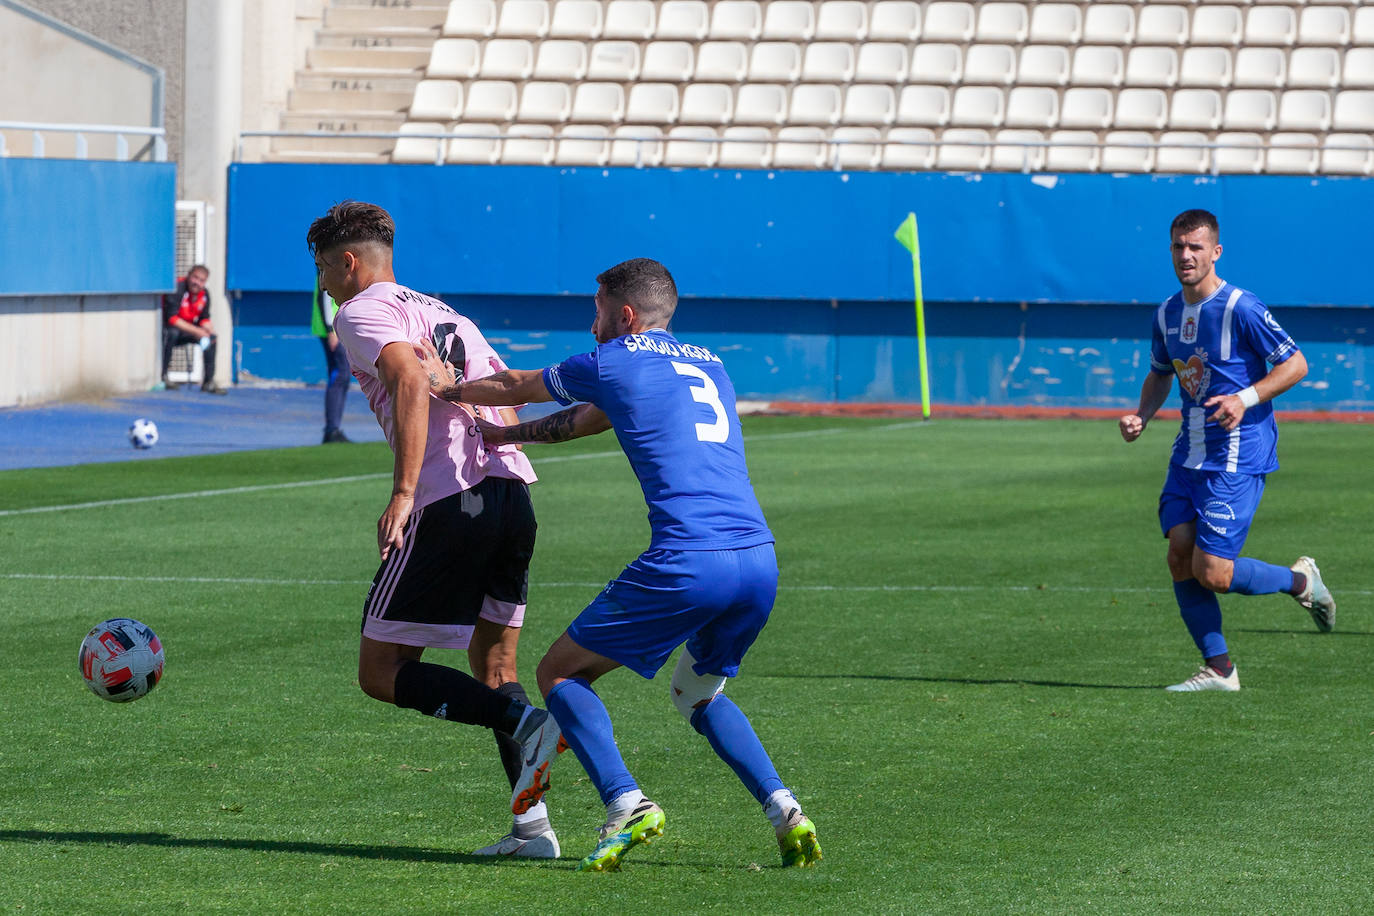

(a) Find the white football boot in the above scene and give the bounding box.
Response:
[1166,665,1240,692]
[1291,556,1335,633]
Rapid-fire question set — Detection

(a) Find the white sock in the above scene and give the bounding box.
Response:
[606,789,647,821]
[512,801,549,836]
[763,789,799,829]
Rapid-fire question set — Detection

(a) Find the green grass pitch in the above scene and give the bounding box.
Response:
[0,416,1369,913]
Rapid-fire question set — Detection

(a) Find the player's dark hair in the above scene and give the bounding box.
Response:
[306,200,396,256]
[596,258,678,325]
[1170,209,1219,242]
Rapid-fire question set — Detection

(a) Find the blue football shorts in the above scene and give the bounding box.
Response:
[1158,465,1267,560]
[567,542,778,680]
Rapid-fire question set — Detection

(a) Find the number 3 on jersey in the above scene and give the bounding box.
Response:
[671,361,729,443]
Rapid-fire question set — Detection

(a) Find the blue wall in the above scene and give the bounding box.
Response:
[227,164,1373,409]
[0,159,176,296]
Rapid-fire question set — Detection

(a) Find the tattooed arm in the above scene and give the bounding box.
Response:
[475,403,612,446]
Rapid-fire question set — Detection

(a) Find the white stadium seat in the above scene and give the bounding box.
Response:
[951,86,1005,127]
[549,0,602,39]
[588,41,641,81]
[1356,8,1374,46]
[392,122,446,164]
[709,1,762,41]
[1278,90,1332,131]
[1332,90,1374,130]
[802,43,856,83]
[1245,7,1297,46]
[750,43,802,83]
[1115,89,1169,130]
[571,82,626,123]
[869,1,921,42]
[855,44,909,84]
[1214,133,1265,175]
[1005,87,1059,129]
[696,42,748,82]
[911,44,964,85]
[1072,47,1125,88]
[1288,48,1341,89]
[1265,132,1320,174]
[1322,133,1374,176]
[1018,46,1070,87]
[1170,89,1223,130]
[480,39,534,80]
[762,1,817,41]
[625,83,680,124]
[427,39,479,79]
[923,2,976,42]
[964,45,1017,86]
[1101,131,1155,173]
[1343,48,1374,88]
[518,82,572,122]
[816,1,869,41]
[936,128,992,171]
[833,126,882,169]
[1059,87,1114,129]
[1125,47,1180,88]
[1233,48,1286,88]
[444,0,496,37]
[1224,90,1278,131]
[882,127,937,170]
[447,124,501,164]
[656,1,709,40]
[555,124,610,165]
[609,125,663,166]
[501,125,555,165]
[496,0,550,38]
[534,40,588,81]
[642,42,694,82]
[464,81,518,122]
[1045,131,1100,172]
[789,84,843,125]
[664,125,719,167]
[678,83,734,124]
[1156,132,1210,174]
[897,86,952,127]
[773,126,829,168]
[718,126,773,168]
[734,84,789,125]
[1136,6,1189,46]
[1082,5,1135,44]
[410,80,463,121]
[842,84,897,126]
[1179,47,1233,89]
[1191,7,1243,48]
[993,128,1045,172]
[603,0,655,40]
[1029,4,1082,45]
[1299,7,1351,46]
[976,3,1029,44]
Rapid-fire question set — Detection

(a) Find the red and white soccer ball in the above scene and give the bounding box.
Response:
[78,618,165,702]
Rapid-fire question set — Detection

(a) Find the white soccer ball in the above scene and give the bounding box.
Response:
[128,418,159,449]
[78,618,165,703]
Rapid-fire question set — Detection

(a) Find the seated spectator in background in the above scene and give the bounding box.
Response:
[162,264,226,395]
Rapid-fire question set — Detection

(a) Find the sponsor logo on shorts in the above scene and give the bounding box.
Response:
[1200,499,1235,535]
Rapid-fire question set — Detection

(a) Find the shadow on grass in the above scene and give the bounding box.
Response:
[1232,628,1371,637]
[806,674,1163,690]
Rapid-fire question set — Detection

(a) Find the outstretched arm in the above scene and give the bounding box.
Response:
[1120,370,1174,442]
[476,403,612,446]
[415,337,552,406]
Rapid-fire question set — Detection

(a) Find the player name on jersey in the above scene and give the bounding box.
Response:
[624,334,721,363]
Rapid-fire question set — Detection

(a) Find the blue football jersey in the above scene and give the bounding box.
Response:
[1148,282,1299,474]
[543,329,774,550]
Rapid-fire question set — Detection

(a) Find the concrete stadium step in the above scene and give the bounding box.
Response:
[294,72,420,94]
[316,30,439,49]
[261,148,392,165]
[307,46,431,71]
[279,113,406,133]
[325,4,447,31]
[288,88,414,113]
[270,133,398,154]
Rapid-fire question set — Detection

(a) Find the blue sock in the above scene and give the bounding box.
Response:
[690,696,786,806]
[1228,557,1295,596]
[545,678,637,806]
[1174,579,1227,659]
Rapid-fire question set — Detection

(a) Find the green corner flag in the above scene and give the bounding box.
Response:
[894,212,931,420]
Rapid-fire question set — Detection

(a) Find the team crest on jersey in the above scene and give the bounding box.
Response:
[1181,315,1197,343]
[1171,348,1211,401]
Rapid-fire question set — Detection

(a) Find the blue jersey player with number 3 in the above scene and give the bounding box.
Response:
[416,258,821,871]
[1120,210,1336,693]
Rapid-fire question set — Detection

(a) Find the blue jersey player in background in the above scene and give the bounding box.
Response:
[416,258,821,871]
[1119,209,1336,692]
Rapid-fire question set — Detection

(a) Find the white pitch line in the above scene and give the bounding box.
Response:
[0,420,924,518]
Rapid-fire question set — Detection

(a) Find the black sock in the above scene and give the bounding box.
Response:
[1205,653,1233,676]
[492,681,532,789]
[392,660,523,731]
[1290,571,1308,596]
